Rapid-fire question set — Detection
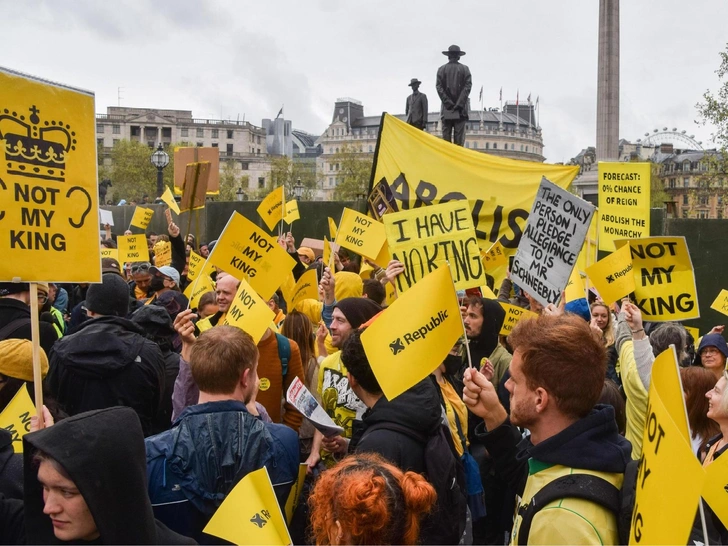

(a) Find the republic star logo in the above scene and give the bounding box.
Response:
[606,274,615,284]
[250,513,267,528]
[389,338,405,355]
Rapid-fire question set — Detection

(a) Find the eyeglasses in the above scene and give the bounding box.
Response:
[37,294,48,304]
[131,262,152,274]
[702,347,722,356]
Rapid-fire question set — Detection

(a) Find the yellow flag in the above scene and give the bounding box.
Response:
[703,451,728,530]
[361,266,462,400]
[284,464,308,524]
[203,467,292,546]
[481,240,508,270]
[222,277,274,343]
[0,384,34,453]
[323,237,333,268]
[283,200,299,224]
[130,206,154,230]
[279,271,296,308]
[290,270,319,311]
[499,303,537,335]
[372,239,391,269]
[207,212,296,301]
[184,274,215,310]
[328,217,338,240]
[187,251,204,282]
[257,185,286,231]
[117,234,150,263]
[585,244,634,305]
[335,207,386,261]
[384,282,397,306]
[711,289,728,317]
[359,260,374,280]
[628,348,705,545]
[161,186,181,215]
[480,285,497,299]
[564,268,585,303]
[153,241,172,267]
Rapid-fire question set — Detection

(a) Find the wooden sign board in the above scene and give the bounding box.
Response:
[173,146,219,194]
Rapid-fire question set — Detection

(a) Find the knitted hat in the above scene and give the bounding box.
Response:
[0,338,49,381]
[565,298,591,323]
[85,273,130,317]
[335,297,382,329]
[0,283,29,296]
[698,333,728,358]
[35,283,49,296]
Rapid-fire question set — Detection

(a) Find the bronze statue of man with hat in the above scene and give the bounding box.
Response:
[405,78,428,131]
[436,44,472,146]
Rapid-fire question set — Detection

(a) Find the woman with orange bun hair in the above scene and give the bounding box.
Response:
[308,453,436,545]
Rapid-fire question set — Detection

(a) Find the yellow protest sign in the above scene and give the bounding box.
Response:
[186,251,204,282]
[629,348,705,545]
[283,200,299,224]
[290,270,319,311]
[130,207,154,230]
[279,271,296,308]
[100,248,118,261]
[203,467,291,546]
[702,449,728,531]
[564,268,585,303]
[372,239,391,269]
[359,260,374,280]
[480,285,497,299]
[481,240,508,270]
[711,289,728,317]
[0,69,101,283]
[322,237,332,268]
[284,464,308,524]
[385,282,397,306]
[161,186,180,215]
[328,217,338,240]
[117,234,150,263]
[0,383,34,453]
[184,274,215,310]
[361,266,462,400]
[257,185,285,231]
[684,326,700,341]
[335,207,386,261]
[499,303,538,336]
[598,162,651,251]
[615,237,699,321]
[206,212,296,301]
[153,241,172,267]
[222,277,274,344]
[585,244,635,305]
[383,200,483,293]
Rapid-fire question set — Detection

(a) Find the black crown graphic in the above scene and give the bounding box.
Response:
[0,105,77,182]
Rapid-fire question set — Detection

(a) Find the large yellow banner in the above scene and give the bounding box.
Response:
[598,162,651,251]
[0,68,100,283]
[369,114,579,252]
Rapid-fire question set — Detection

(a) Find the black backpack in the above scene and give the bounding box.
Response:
[364,421,468,545]
[516,459,638,545]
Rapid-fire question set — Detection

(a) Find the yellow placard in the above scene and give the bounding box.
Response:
[284,464,308,524]
[184,274,215,310]
[372,239,391,269]
[480,285,497,300]
[283,200,299,224]
[290,269,319,311]
[711,289,728,317]
[161,186,180,215]
[598,162,651,252]
[0,69,101,283]
[615,237,699,322]
[335,207,386,261]
[322,237,332,269]
[499,303,538,336]
[117,234,150,264]
[684,326,700,341]
[383,200,483,293]
[628,348,705,545]
[564,268,585,303]
[0,383,34,453]
[153,241,172,267]
[585,244,635,305]
[130,206,154,230]
[257,185,285,231]
[100,247,118,261]
[279,271,296,308]
[222,277,274,344]
[203,467,292,546]
[186,251,204,282]
[206,212,296,301]
[361,265,462,400]
[359,260,374,280]
[481,240,508,270]
[384,282,397,306]
[703,449,728,531]
[328,217,338,240]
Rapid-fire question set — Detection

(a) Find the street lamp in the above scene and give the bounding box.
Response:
[150,143,170,198]
[236,187,246,202]
[293,178,303,201]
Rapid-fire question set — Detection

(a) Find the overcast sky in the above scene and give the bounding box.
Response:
[3,0,727,163]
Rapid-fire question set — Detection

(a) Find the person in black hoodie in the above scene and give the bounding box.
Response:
[22,406,195,544]
[0,282,58,356]
[46,273,166,437]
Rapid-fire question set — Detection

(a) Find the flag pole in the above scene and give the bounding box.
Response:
[29,283,45,423]
[446,261,474,368]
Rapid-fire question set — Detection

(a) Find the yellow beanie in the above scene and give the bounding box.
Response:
[0,339,49,381]
[334,272,363,301]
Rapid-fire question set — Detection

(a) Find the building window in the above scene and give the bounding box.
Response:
[257,148,261,155]
[669,178,676,188]
[256,136,261,144]
[211,143,218,148]
[486,143,490,149]
[493,143,497,149]
[211,129,219,139]
[181,127,189,137]
[683,177,690,188]
[240,162,249,170]
[682,210,688,219]
[700,196,708,206]
[112,125,121,135]
[336,163,340,171]
[258,177,265,189]
[520,144,524,151]
[147,141,155,148]
[335,148,339,154]
[683,161,691,172]
[699,211,708,219]
[112,139,120,146]
[329,177,333,187]
[525,146,528,152]
[368,146,373,153]
[474,142,478,149]
[131,126,140,137]
[683,194,689,205]
[227,130,234,139]
[511,144,515,150]
[227,144,233,155]
[96,138,104,147]
[96,124,104,133]
[162,127,171,138]
[196,128,204,138]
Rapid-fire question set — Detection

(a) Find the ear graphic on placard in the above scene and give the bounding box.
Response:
[66,186,92,228]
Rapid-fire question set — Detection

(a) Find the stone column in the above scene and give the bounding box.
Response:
[596,0,619,161]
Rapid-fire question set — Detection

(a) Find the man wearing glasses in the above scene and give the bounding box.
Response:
[129,262,154,301]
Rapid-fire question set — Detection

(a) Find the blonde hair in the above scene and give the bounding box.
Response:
[590,302,615,347]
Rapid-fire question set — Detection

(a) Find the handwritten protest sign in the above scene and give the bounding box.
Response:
[117,234,150,263]
[615,237,699,321]
[207,212,295,301]
[290,270,319,311]
[598,162,651,251]
[481,240,508,270]
[585,243,635,305]
[222,277,274,343]
[0,68,100,283]
[499,303,538,335]
[384,200,483,293]
[130,207,154,230]
[153,241,172,267]
[711,289,728,317]
[511,178,594,308]
[335,207,386,261]
[161,186,180,214]
[0,383,34,453]
[257,185,285,231]
[629,347,704,544]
